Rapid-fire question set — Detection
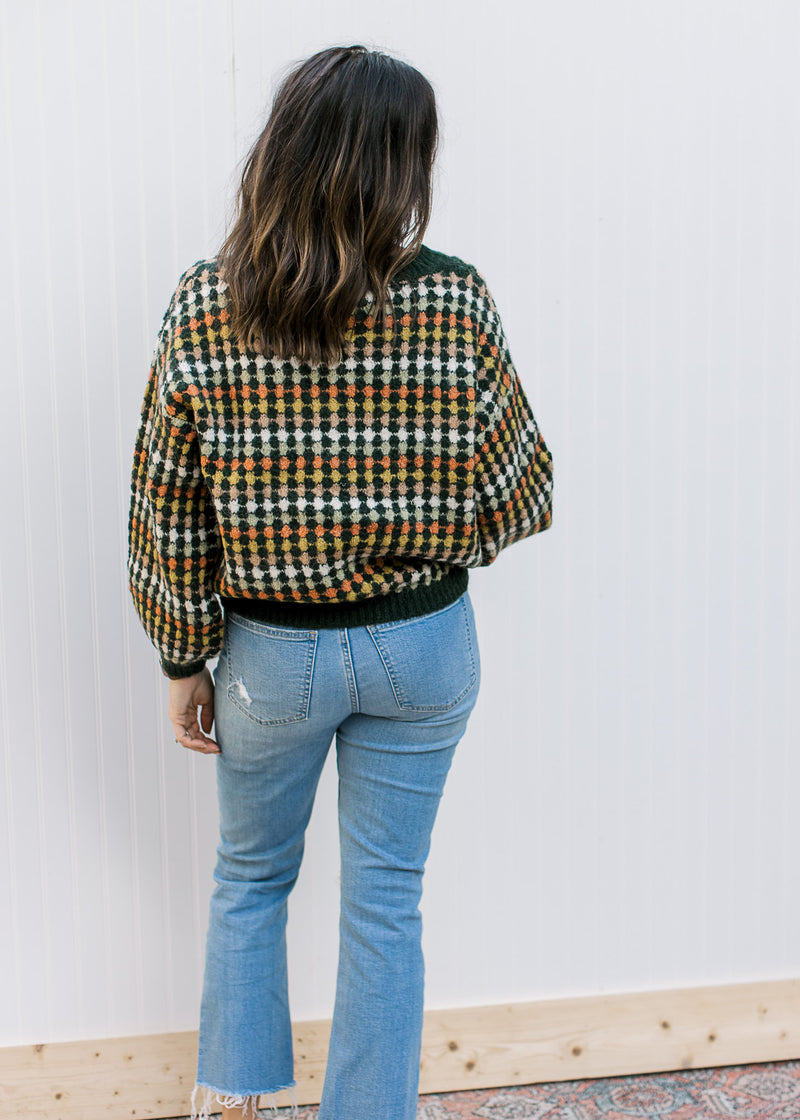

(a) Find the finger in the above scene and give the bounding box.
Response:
[173,724,220,754]
[183,715,218,748]
[176,710,218,747]
[179,735,219,754]
[200,701,214,736]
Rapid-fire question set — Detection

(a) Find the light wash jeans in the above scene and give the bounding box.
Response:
[191,588,481,1120]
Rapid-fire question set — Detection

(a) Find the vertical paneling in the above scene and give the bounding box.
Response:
[1,0,799,1047]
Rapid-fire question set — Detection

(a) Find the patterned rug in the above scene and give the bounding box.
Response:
[174,1059,800,1119]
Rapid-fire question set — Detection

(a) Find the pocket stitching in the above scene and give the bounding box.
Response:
[367,597,477,712]
[226,631,318,726]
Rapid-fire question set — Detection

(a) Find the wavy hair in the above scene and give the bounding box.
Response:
[218,44,439,366]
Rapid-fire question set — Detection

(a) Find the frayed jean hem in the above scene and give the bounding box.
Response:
[190,1081,299,1119]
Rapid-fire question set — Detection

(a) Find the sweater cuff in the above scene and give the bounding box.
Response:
[160,657,207,681]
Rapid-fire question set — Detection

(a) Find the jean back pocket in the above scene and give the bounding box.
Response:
[223,613,318,725]
[366,594,479,713]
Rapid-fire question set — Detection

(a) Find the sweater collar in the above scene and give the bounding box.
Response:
[391,244,439,283]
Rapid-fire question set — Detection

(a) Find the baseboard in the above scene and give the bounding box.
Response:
[3,978,799,1120]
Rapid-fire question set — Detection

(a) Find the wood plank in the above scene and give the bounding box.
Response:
[417,978,800,1092]
[2,979,799,1119]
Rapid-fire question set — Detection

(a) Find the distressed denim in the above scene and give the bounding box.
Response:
[192,588,481,1120]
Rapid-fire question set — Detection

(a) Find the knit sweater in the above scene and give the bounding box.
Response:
[127,245,553,679]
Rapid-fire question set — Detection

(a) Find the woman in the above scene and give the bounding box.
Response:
[128,43,553,1120]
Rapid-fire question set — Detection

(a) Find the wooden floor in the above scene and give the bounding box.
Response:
[168,1057,800,1119]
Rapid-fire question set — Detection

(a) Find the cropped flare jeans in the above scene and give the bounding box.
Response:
[191,588,481,1120]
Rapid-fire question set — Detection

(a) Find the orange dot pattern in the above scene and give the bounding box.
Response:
[127,247,554,678]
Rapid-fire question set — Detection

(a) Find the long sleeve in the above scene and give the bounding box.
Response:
[127,281,224,679]
[468,271,554,566]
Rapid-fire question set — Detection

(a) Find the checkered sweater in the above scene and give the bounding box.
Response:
[127,245,553,679]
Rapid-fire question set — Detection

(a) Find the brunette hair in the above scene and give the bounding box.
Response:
[218,44,439,366]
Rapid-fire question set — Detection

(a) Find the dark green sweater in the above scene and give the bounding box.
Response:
[127,245,554,678]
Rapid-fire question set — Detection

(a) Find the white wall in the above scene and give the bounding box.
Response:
[2,0,799,1047]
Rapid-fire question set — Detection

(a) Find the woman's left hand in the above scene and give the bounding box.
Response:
[168,668,220,754]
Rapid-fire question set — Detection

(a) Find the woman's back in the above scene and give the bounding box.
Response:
[128,242,552,678]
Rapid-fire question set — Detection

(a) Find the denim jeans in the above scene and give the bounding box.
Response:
[191,588,481,1120]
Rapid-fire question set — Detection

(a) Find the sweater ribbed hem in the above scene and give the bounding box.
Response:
[160,657,207,680]
[220,566,469,630]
